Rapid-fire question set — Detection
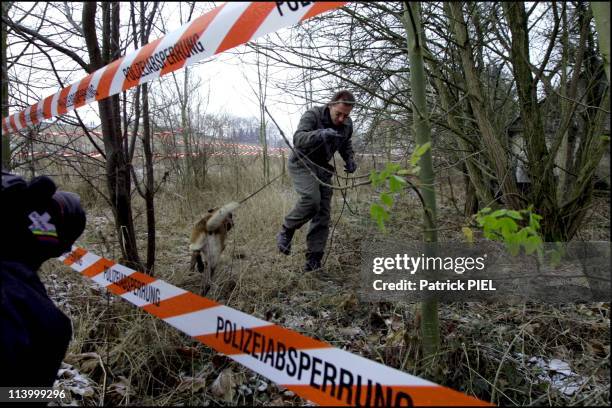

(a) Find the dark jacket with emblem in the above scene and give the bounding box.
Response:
[0,260,72,387]
[0,172,85,387]
[290,105,354,170]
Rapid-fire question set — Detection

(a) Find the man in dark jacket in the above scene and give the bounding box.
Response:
[276,90,357,271]
[0,171,86,387]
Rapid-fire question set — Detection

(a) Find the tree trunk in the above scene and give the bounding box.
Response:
[140,1,157,274]
[427,60,495,208]
[402,1,439,359]
[556,5,571,201]
[591,3,611,82]
[181,67,193,186]
[446,2,522,210]
[1,2,12,169]
[83,1,142,269]
[256,49,269,183]
[502,3,559,239]
[560,90,610,239]
[463,167,479,216]
[142,82,155,274]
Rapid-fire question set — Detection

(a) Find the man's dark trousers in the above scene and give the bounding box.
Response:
[282,158,333,256]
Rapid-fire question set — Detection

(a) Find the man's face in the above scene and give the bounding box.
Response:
[329,103,353,126]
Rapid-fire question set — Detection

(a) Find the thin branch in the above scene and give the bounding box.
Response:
[2,14,90,71]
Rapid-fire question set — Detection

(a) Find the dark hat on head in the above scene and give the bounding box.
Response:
[51,191,86,254]
[1,172,86,267]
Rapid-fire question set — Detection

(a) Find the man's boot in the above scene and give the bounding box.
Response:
[304,251,324,272]
[276,225,295,255]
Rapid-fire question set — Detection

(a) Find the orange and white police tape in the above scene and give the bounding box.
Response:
[2,1,346,135]
[59,246,492,407]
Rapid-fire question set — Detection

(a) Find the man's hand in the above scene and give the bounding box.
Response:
[319,128,342,142]
[344,158,357,173]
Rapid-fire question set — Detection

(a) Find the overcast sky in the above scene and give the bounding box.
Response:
[7,2,556,141]
[199,42,308,135]
[6,2,327,139]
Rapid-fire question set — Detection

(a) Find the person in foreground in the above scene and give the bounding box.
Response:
[0,171,86,387]
[276,90,357,272]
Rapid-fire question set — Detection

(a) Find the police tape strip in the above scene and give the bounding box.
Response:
[2,1,347,135]
[16,149,290,160]
[58,246,491,407]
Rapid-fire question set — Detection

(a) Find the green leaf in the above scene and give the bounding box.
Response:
[389,175,407,193]
[505,210,523,220]
[370,203,386,219]
[386,162,401,173]
[411,143,431,166]
[498,218,518,236]
[481,215,499,230]
[370,203,389,232]
[474,206,547,260]
[369,171,380,186]
[515,228,528,242]
[504,232,519,244]
[529,212,542,229]
[380,192,394,207]
[490,209,508,218]
[394,175,407,184]
[524,235,542,255]
[415,142,431,157]
[484,230,499,240]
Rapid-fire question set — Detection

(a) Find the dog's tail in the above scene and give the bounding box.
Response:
[206,201,240,231]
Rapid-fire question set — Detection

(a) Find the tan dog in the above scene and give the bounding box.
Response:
[189,202,239,295]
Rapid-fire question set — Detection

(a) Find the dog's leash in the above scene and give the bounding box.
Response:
[238,171,284,205]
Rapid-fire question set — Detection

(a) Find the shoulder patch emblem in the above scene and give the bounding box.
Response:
[28,211,58,239]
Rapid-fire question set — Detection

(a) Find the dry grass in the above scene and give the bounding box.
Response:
[37,155,610,406]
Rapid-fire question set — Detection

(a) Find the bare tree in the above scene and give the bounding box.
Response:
[1,2,12,169]
[402,1,440,359]
[591,3,610,81]
[81,2,143,268]
[250,1,609,242]
[128,1,160,274]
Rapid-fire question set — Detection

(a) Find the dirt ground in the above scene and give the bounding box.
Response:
[38,156,610,406]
